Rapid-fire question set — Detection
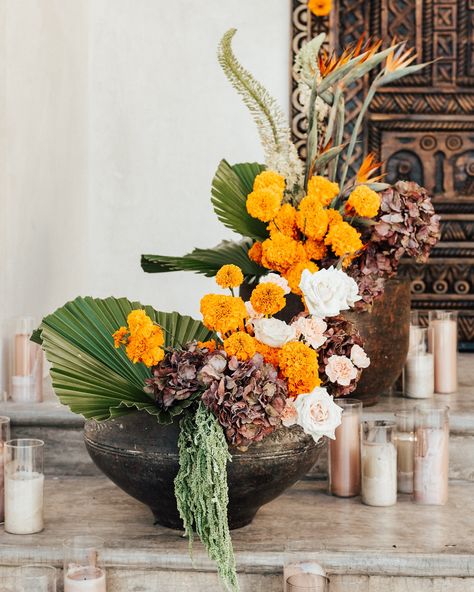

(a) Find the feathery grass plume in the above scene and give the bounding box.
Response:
[175,404,239,592]
[218,29,303,195]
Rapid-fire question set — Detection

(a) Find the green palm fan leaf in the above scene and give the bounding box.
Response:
[32,296,214,424]
[141,239,265,281]
[211,159,267,240]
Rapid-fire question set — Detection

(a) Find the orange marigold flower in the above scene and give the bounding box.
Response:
[308,0,332,17]
[304,238,327,261]
[325,221,363,258]
[267,203,298,239]
[261,233,302,273]
[307,175,339,206]
[127,309,153,335]
[346,185,381,218]
[246,187,282,222]
[296,197,329,240]
[327,208,343,227]
[197,339,217,353]
[223,331,257,361]
[112,326,128,348]
[284,260,319,295]
[255,341,281,367]
[248,241,263,265]
[250,282,286,316]
[253,170,286,193]
[200,294,248,335]
[215,264,244,289]
[279,341,321,397]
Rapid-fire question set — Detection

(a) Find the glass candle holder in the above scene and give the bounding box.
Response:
[328,399,362,497]
[4,439,44,534]
[286,573,329,592]
[10,317,43,403]
[414,405,449,505]
[361,421,397,507]
[63,536,107,592]
[0,416,11,523]
[428,311,458,394]
[395,411,415,494]
[403,328,434,399]
[17,565,56,592]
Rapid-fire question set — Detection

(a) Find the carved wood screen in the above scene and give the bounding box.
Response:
[291,0,474,348]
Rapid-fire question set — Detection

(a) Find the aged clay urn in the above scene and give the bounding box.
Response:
[241,278,411,406]
[84,412,323,530]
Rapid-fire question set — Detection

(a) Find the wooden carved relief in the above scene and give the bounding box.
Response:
[291,0,474,346]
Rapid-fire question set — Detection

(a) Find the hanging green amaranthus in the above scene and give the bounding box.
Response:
[174,404,239,592]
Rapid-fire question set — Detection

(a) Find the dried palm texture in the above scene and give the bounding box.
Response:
[200,352,288,450]
[317,315,364,397]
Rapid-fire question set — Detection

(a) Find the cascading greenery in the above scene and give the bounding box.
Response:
[175,404,238,592]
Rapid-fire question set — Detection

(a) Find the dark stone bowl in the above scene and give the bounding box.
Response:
[84,412,324,530]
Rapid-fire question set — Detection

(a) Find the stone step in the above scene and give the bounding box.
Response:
[0,354,473,480]
[0,477,473,591]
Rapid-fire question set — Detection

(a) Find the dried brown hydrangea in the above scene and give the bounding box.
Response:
[317,315,364,398]
[200,351,288,450]
[350,180,440,308]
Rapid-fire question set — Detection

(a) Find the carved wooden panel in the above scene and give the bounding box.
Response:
[291,0,474,347]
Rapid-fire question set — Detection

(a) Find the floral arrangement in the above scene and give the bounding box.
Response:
[33,25,441,592]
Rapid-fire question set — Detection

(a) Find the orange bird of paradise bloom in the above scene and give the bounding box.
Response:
[318,35,383,78]
[356,153,385,184]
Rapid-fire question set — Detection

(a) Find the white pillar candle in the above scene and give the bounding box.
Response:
[414,425,449,505]
[361,441,397,506]
[404,353,434,399]
[396,432,415,493]
[4,471,44,534]
[64,567,106,592]
[430,316,457,394]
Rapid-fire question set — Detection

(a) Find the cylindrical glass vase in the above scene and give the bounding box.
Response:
[63,536,107,592]
[395,411,415,494]
[328,399,362,497]
[0,416,11,522]
[404,328,434,399]
[17,565,56,592]
[10,317,43,403]
[414,405,449,505]
[4,439,44,534]
[428,311,458,394]
[286,573,329,592]
[361,421,397,507]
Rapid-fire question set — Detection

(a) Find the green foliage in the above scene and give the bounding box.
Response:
[211,160,267,240]
[218,28,289,159]
[142,239,265,281]
[33,296,214,424]
[175,404,239,592]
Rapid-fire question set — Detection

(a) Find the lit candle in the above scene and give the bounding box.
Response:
[429,311,458,394]
[64,567,106,592]
[414,406,449,505]
[361,421,397,507]
[4,439,44,534]
[11,317,43,402]
[328,399,361,497]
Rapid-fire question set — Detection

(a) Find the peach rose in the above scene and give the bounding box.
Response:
[350,344,370,369]
[325,355,358,386]
[292,316,327,350]
[281,398,298,427]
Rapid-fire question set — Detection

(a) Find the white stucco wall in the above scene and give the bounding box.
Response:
[0,0,292,390]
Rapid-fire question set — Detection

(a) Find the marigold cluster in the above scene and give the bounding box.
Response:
[308,0,332,17]
[254,341,281,367]
[296,196,329,240]
[346,185,381,218]
[200,294,248,335]
[250,282,286,316]
[215,264,244,289]
[304,238,327,261]
[278,341,321,396]
[113,310,165,368]
[253,170,286,193]
[248,241,263,264]
[307,175,339,206]
[246,187,282,222]
[267,203,298,238]
[223,331,257,361]
[325,221,363,258]
[261,233,305,273]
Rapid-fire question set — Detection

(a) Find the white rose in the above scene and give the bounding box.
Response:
[350,344,370,369]
[294,387,343,443]
[253,317,297,348]
[299,266,361,318]
[259,273,291,295]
